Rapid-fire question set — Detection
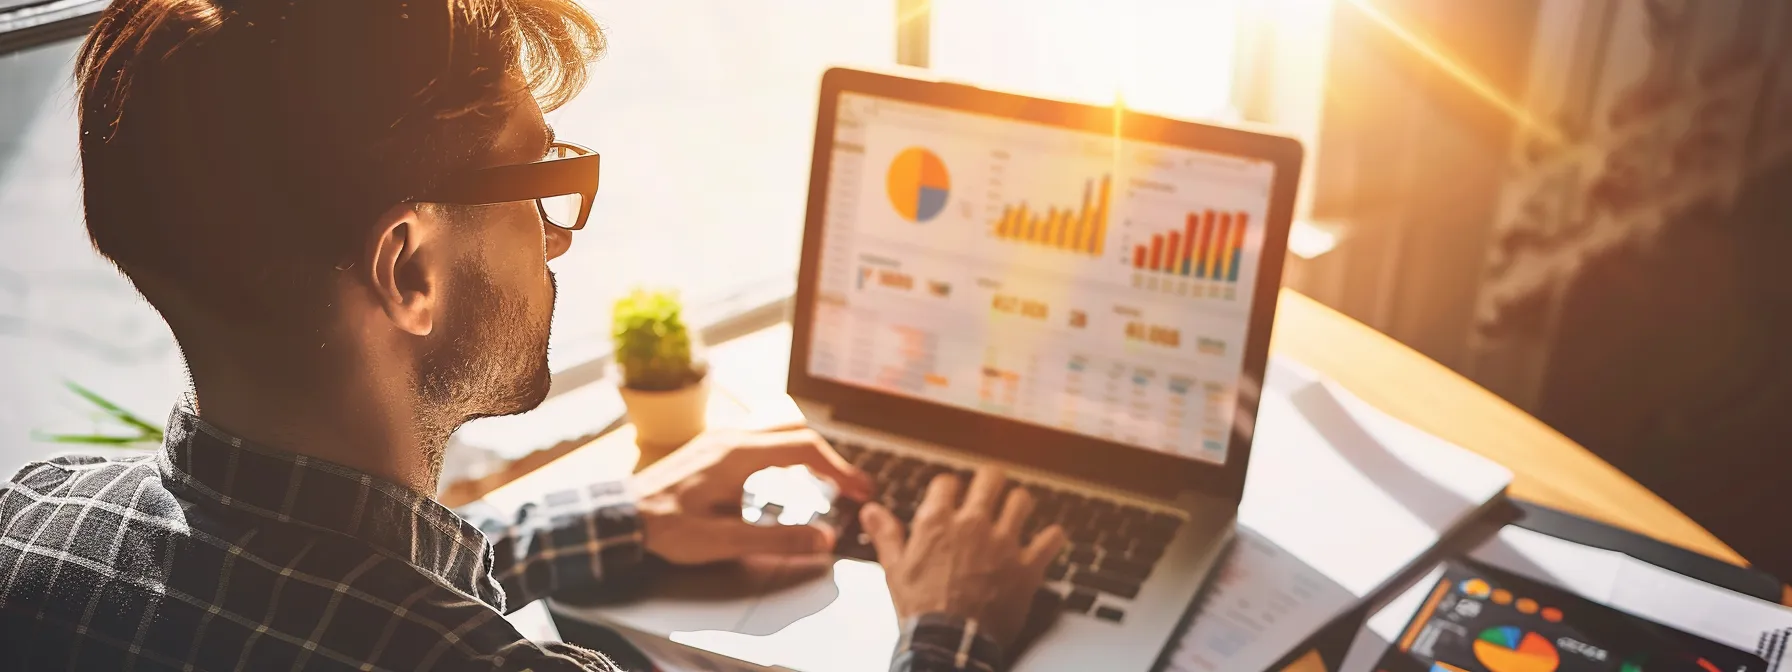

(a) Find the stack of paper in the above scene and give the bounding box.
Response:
[1165,357,1513,671]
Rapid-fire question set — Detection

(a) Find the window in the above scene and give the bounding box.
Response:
[0,0,1253,470]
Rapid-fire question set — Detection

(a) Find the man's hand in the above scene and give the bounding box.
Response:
[861,466,1068,649]
[632,428,875,565]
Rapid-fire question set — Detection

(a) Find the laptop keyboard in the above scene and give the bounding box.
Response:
[821,437,1184,619]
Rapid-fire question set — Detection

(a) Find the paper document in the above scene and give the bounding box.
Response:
[1167,527,1354,671]
[1164,357,1513,671]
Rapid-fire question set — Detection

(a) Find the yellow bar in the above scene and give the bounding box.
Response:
[1091,175,1111,255]
[996,205,1011,238]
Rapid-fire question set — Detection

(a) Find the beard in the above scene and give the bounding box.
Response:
[413,265,556,474]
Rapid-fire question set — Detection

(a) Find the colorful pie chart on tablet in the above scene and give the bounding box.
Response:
[1473,626,1560,672]
[886,147,950,223]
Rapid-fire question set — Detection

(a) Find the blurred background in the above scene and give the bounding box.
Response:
[3,0,1789,575]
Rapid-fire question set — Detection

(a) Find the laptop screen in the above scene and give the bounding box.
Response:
[806,92,1278,466]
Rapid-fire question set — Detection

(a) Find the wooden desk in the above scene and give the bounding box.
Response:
[449,288,1748,571]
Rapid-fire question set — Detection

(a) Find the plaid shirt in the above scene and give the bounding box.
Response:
[0,410,1003,671]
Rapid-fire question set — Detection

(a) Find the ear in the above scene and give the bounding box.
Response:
[361,203,443,337]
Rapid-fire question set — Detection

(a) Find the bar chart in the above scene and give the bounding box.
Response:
[990,174,1112,256]
[1129,210,1250,299]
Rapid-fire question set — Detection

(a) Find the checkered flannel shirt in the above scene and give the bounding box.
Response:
[0,410,1004,671]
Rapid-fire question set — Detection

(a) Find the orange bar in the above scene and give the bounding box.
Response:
[1197,210,1216,277]
[1133,245,1147,268]
[996,205,1012,238]
[1150,234,1164,271]
[1228,211,1249,282]
[1399,579,1452,652]
[1181,212,1198,276]
[1072,179,1093,251]
[1091,175,1111,255]
[1212,212,1233,280]
[1166,230,1182,273]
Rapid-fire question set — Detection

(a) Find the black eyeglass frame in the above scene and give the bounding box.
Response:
[418,141,600,231]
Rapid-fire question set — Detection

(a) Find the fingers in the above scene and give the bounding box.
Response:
[1021,525,1068,572]
[959,466,1007,517]
[729,429,874,499]
[913,472,962,523]
[710,518,837,559]
[994,487,1035,537]
[860,503,907,563]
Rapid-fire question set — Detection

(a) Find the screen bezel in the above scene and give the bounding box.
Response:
[788,67,1303,502]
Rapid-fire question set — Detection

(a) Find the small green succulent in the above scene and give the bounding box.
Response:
[611,288,706,392]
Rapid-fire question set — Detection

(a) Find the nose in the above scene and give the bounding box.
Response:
[545,220,573,261]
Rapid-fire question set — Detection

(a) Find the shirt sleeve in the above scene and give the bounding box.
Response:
[890,613,1007,672]
[455,481,648,612]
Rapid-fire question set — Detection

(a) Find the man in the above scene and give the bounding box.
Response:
[0,0,1067,669]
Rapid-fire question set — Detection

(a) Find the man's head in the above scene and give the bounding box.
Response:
[76,0,603,445]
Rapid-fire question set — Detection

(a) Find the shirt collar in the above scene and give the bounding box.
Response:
[156,408,507,609]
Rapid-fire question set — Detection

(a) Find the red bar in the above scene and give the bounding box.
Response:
[1213,213,1233,280]
[1134,245,1147,269]
[1196,210,1216,276]
[1232,211,1249,249]
[1166,230,1182,273]
[1182,212,1198,275]
[1150,234,1165,271]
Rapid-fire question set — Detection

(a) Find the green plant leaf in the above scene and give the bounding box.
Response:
[30,431,154,446]
[64,381,161,434]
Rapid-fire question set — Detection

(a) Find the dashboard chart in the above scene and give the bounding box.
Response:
[886,147,951,223]
[1375,561,1766,672]
[809,92,1277,464]
[990,173,1111,256]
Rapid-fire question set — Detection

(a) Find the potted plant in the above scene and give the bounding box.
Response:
[612,288,710,448]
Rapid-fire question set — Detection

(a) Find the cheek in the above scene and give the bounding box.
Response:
[495,201,549,265]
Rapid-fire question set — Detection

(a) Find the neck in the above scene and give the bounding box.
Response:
[181,345,449,495]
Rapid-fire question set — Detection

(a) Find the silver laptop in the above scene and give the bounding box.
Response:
[551,67,1303,671]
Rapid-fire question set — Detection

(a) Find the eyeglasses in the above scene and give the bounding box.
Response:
[419,141,599,230]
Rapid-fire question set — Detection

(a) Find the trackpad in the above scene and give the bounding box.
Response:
[670,558,899,672]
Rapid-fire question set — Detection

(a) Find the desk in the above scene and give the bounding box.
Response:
[447,288,1750,574]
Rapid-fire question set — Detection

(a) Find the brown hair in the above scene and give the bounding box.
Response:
[75,0,602,322]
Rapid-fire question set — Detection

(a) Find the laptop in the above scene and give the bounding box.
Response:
[550,66,1303,671]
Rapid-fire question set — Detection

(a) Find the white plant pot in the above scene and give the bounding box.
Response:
[618,377,710,448]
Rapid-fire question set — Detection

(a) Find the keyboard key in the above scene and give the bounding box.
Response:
[1066,545,1098,566]
[1143,512,1182,537]
[1069,526,1100,545]
[1100,556,1153,580]
[1099,532,1133,555]
[1094,606,1125,623]
[1064,589,1096,613]
[861,452,890,474]
[1132,541,1168,563]
[1071,568,1142,599]
[1046,560,1069,581]
[886,458,917,483]
[1117,506,1148,532]
[833,442,864,463]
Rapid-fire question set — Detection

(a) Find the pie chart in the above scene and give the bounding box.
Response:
[886,147,950,223]
[1473,626,1559,672]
